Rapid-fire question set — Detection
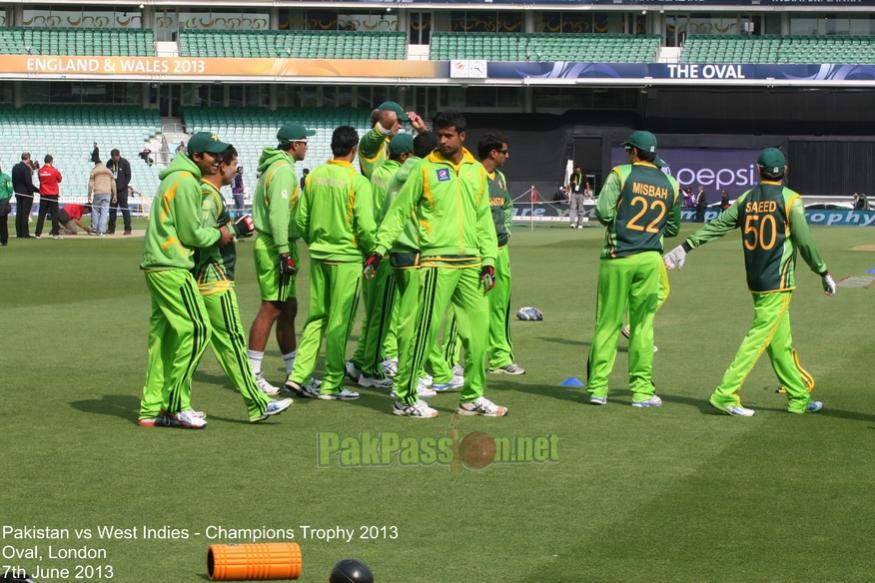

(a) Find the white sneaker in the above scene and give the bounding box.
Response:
[806,400,823,413]
[358,374,393,389]
[710,397,755,417]
[490,363,526,375]
[417,378,437,398]
[251,398,293,423]
[256,374,280,396]
[317,388,360,401]
[52,234,63,240]
[392,399,439,418]
[452,364,465,377]
[457,396,508,417]
[285,377,323,398]
[631,395,663,408]
[589,395,607,406]
[420,373,433,387]
[381,357,398,378]
[170,410,207,429]
[345,360,363,381]
[433,374,464,392]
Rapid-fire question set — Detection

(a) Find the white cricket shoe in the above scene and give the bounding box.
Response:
[433,374,464,393]
[457,396,508,417]
[255,374,280,396]
[589,395,607,406]
[381,357,398,378]
[452,364,465,377]
[490,363,526,375]
[317,388,360,401]
[392,399,439,418]
[631,395,663,408]
[806,400,823,413]
[251,398,293,423]
[170,410,207,429]
[358,374,393,389]
[345,360,363,381]
[710,398,755,417]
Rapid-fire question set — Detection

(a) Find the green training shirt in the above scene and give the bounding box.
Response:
[192,180,236,296]
[0,173,12,200]
[252,147,299,255]
[296,159,376,262]
[375,148,497,268]
[382,155,422,256]
[357,124,391,179]
[370,158,402,225]
[487,169,513,246]
[596,162,681,259]
[141,153,221,271]
[685,181,828,293]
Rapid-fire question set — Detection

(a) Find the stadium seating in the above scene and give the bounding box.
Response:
[182,107,373,195]
[0,106,163,197]
[430,32,661,63]
[682,35,875,64]
[178,30,407,59]
[0,28,155,57]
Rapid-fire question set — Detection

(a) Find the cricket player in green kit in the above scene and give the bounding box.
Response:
[587,131,681,408]
[349,133,419,389]
[193,146,292,422]
[664,148,835,416]
[247,123,315,396]
[369,110,507,418]
[285,126,376,400]
[479,132,525,375]
[138,132,234,429]
[357,101,429,180]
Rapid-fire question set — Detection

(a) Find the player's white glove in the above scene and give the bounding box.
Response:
[821,272,836,296]
[663,244,688,270]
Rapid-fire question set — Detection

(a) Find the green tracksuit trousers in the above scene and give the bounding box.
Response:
[382,291,400,360]
[394,265,489,406]
[139,269,211,419]
[488,245,514,368]
[202,290,270,420]
[710,291,813,414]
[289,261,361,394]
[587,251,661,402]
[350,260,395,378]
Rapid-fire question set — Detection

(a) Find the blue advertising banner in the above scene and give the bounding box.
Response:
[489,62,875,82]
[610,147,761,199]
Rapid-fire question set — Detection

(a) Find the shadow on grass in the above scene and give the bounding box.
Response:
[539,336,630,354]
[70,394,139,424]
[498,379,588,404]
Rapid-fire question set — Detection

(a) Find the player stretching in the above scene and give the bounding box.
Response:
[138,132,234,429]
[664,147,835,416]
[193,146,292,422]
[247,123,315,396]
[587,131,681,408]
[371,110,506,418]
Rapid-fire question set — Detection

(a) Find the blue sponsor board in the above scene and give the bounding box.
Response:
[489,62,875,82]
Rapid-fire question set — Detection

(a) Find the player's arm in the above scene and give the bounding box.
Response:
[87,173,95,200]
[353,176,377,254]
[267,165,295,254]
[373,162,424,256]
[476,170,499,268]
[500,172,513,238]
[595,170,622,225]
[358,125,388,163]
[788,196,827,275]
[175,180,221,248]
[664,180,682,238]
[294,174,312,245]
[664,194,744,270]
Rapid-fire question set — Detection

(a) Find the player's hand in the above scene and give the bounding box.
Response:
[480,265,496,292]
[663,245,687,270]
[407,111,429,134]
[821,272,836,296]
[363,253,382,279]
[279,253,297,277]
[233,214,255,238]
[217,225,234,246]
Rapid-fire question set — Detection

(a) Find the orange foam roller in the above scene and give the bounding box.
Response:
[208,542,302,581]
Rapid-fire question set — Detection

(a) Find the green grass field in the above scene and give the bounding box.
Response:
[3,224,874,583]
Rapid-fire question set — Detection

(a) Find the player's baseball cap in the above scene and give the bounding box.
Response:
[757,147,785,176]
[188,132,230,155]
[277,123,316,143]
[378,101,410,123]
[388,133,414,157]
[623,130,658,154]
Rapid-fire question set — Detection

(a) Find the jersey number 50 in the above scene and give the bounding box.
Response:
[743,214,777,251]
[627,196,667,234]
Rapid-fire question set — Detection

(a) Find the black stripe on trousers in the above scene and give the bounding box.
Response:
[504,291,514,360]
[406,268,439,398]
[344,275,362,349]
[370,275,397,375]
[173,281,207,413]
[444,314,458,364]
[220,292,266,414]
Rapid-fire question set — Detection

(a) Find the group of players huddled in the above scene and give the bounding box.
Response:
[137,103,523,428]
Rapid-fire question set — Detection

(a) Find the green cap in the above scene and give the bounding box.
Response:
[277,123,316,142]
[388,133,414,157]
[757,147,785,176]
[378,101,409,123]
[623,130,658,154]
[187,132,231,155]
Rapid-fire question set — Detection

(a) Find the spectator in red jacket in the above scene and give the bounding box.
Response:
[35,154,63,239]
